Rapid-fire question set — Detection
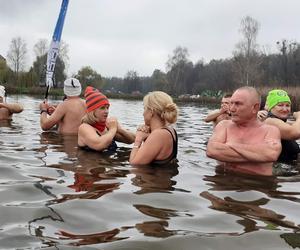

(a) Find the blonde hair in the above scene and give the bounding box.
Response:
[81,110,98,125]
[143,91,178,124]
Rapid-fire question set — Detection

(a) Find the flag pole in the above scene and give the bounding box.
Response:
[45,0,69,101]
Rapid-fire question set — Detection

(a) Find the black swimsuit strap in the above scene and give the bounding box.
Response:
[161,127,178,157]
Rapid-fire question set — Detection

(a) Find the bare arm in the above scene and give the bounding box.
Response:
[78,122,117,151]
[265,113,300,140]
[130,129,166,165]
[0,103,23,114]
[40,102,65,131]
[227,126,281,162]
[206,121,247,162]
[204,109,223,123]
[114,123,135,144]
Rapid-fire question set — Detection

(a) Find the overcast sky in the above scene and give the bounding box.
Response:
[1,0,300,77]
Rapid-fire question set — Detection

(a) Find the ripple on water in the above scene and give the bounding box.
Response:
[0,97,299,249]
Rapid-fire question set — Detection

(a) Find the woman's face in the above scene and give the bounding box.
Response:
[94,105,109,122]
[271,102,291,119]
[143,105,152,126]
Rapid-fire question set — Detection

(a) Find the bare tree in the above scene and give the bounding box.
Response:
[233,16,262,86]
[166,46,191,94]
[59,40,70,72]
[7,37,27,77]
[33,38,48,57]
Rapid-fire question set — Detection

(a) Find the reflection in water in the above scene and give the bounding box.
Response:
[280,233,300,248]
[0,119,12,127]
[38,132,131,203]
[135,220,177,238]
[202,170,300,234]
[29,131,133,246]
[201,191,299,231]
[130,164,187,238]
[57,228,128,246]
[134,204,181,220]
[203,167,279,192]
[130,163,179,194]
[2,97,300,249]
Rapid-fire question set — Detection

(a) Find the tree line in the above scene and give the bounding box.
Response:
[1,16,300,97]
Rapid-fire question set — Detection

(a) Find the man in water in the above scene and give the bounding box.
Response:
[0,85,23,120]
[39,78,86,135]
[206,86,282,176]
[204,93,232,127]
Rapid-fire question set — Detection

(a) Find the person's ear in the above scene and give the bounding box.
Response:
[253,103,260,112]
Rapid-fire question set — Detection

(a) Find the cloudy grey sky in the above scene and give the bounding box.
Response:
[0,0,299,77]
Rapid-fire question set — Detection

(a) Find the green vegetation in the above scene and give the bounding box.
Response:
[1,16,300,108]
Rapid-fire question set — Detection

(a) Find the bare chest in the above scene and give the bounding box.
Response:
[226,126,267,144]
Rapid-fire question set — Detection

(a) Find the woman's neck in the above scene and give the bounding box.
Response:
[150,118,166,131]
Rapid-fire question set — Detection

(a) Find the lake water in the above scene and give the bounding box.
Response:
[0,95,300,250]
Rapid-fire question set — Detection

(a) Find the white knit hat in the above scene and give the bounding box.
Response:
[63,78,82,97]
[0,85,5,98]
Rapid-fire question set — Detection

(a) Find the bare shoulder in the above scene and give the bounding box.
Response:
[261,122,281,135]
[264,117,285,126]
[147,128,173,142]
[79,123,92,133]
[261,122,279,130]
[215,119,232,128]
[151,128,169,137]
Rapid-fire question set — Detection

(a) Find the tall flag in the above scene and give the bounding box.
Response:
[46,0,69,93]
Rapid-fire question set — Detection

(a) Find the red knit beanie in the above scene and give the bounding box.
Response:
[84,86,110,112]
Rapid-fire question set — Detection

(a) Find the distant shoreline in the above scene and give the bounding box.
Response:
[6,86,221,105]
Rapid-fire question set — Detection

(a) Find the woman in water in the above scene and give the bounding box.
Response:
[261,89,300,163]
[78,86,135,151]
[129,91,178,165]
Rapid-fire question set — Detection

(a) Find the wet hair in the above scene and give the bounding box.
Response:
[81,110,98,125]
[143,91,178,124]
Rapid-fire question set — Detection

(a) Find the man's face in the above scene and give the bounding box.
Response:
[221,97,231,112]
[230,90,256,124]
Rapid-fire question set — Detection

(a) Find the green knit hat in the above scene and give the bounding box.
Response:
[266,89,291,111]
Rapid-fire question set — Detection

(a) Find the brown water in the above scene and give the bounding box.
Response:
[0,95,300,250]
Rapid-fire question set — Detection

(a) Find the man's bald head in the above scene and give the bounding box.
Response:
[233,86,261,106]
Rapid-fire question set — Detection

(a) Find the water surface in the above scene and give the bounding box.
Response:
[0,95,299,249]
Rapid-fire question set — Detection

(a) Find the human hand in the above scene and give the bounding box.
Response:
[220,104,230,114]
[293,111,300,120]
[40,102,49,111]
[135,124,150,142]
[106,117,118,131]
[137,124,150,133]
[47,105,56,115]
[257,110,268,121]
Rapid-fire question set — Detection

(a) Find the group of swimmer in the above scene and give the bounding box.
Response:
[0,79,178,166]
[1,80,299,175]
[205,86,300,175]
